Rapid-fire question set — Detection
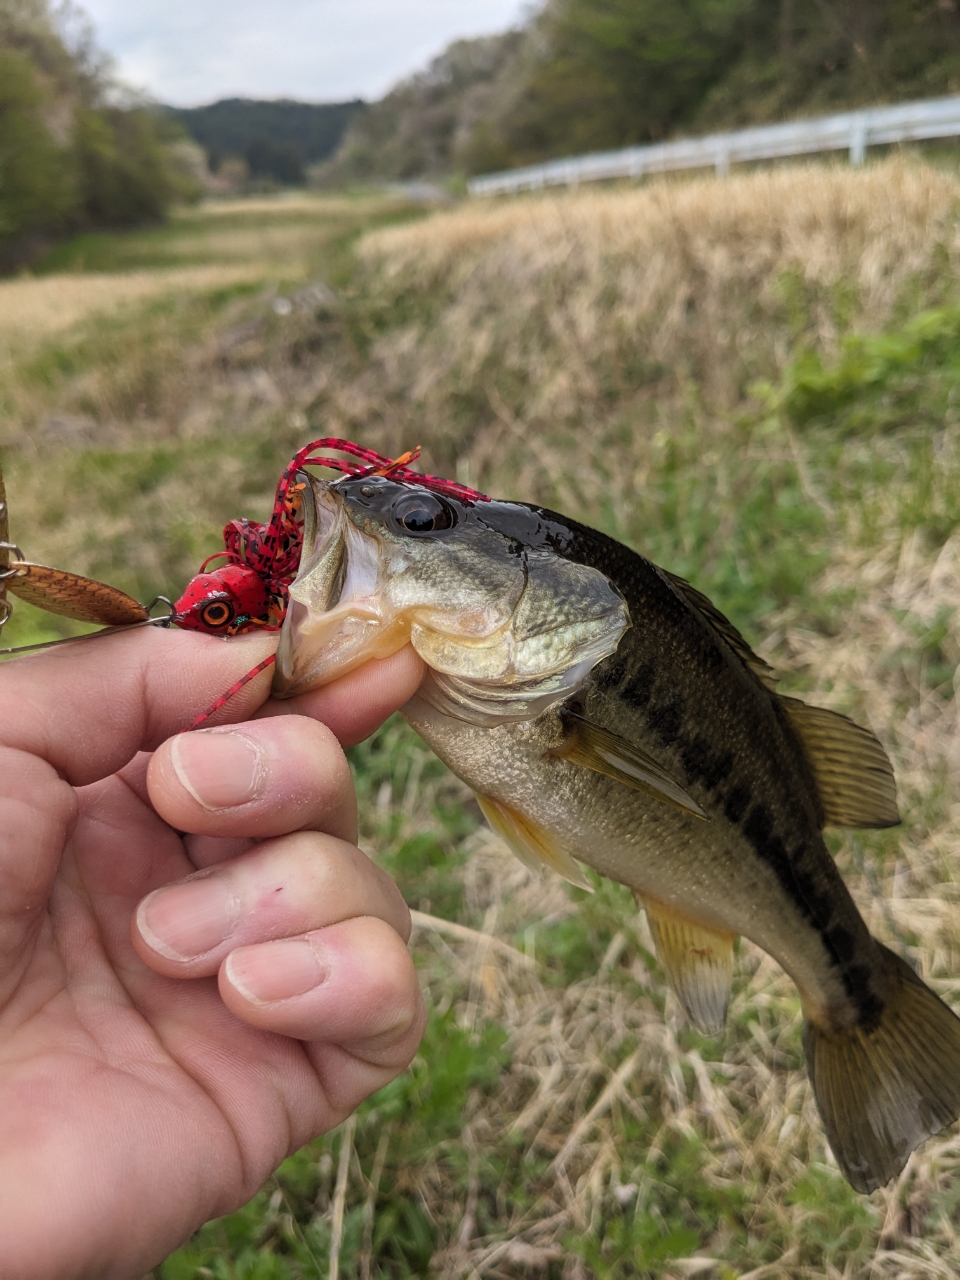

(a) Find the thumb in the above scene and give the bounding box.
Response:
[0,628,277,787]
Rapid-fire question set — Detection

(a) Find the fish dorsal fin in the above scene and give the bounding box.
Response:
[778,696,900,829]
[475,793,593,891]
[661,570,778,692]
[635,893,735,1034]
[554,709,706,819]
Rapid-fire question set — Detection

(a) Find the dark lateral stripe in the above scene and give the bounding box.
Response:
[597,656,735,799]
[650,698,683,746]
[723,783,750,824]
[680,735,734,793]
[741,800,883,1023]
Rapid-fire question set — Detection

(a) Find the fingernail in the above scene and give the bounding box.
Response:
[171,730,266,810]
[225,938,327,1004]
[137,873,241,961]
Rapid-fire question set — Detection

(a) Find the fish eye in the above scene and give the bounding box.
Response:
[392,491,455,535]
[200,599,235,628]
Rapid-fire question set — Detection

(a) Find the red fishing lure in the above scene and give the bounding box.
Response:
[174,438,488,726]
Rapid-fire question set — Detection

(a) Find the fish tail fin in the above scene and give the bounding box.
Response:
[803,943,960,1192]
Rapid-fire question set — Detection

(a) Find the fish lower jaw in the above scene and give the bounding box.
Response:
[273,602,410,695]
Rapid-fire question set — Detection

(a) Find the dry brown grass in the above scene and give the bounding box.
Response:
[5,166,960,1276]
[0,265,270,355]
[344,159,960,488]
[191,195,394,218]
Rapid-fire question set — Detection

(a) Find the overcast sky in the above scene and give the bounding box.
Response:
[79,0,531,107]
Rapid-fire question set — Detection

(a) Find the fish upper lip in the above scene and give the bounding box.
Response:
[274,479,408,694]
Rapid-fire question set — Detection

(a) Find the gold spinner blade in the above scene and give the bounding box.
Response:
[0,459,148,630]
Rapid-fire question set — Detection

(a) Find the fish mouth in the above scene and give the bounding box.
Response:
[273,473,630,723]
[274,477,411,695]
[274,474,525,700]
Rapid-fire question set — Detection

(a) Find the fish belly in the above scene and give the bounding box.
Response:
[402,692,869,1025]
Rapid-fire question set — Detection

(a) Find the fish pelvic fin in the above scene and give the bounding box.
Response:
[779,697,900,830]
[803,943,960,1193]
[475,793,593,891]
[636,893,735,1035]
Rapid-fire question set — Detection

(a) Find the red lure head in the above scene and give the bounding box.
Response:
[174,437,489,639]
[174,563,282,636]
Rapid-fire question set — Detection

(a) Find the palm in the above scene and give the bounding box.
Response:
[4,779,313,1249]
[0,630,425,1280]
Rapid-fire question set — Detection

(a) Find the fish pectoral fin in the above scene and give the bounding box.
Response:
[475,794,593,891]
[553,710,706,819]
[779,697,900,830]
[6,562,149,625]
[636,894,735,1034]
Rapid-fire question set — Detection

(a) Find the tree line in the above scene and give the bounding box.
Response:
[0,0,200,271]
[167,98,362,187]
[324,0,960,182]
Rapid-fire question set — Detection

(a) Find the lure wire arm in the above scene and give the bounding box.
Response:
[144,596,178,626]
[0,596,179,655]
[0,543,21,637]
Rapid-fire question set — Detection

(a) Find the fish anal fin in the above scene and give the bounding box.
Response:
[554,710,706,819]
[475,793,593,891]
[636,893,735,1034]
[780,697,900,830]
[804,944,960,1192]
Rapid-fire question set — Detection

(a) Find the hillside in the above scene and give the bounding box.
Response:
[319,31,525,185]
[168,98,363,185]
[322,0,960,180]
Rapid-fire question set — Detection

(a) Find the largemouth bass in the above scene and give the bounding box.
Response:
[273,469,960,1193]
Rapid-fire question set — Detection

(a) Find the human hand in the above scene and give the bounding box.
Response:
[0,627,426,1280]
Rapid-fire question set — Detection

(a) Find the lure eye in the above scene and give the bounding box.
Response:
[392,491,455,535]
[200,599,235,629]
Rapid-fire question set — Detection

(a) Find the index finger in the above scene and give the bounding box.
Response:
[0,627,423,786]
[257,648,424,748]
[0,628,277,786]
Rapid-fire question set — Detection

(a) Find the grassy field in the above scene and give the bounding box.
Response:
[3,162,960,1278]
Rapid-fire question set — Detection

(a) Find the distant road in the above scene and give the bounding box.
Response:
[468,95,960,196]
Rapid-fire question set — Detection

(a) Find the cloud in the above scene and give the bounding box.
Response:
[80,0,530,105]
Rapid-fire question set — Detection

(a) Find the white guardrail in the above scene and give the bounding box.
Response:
[468,95,960,196]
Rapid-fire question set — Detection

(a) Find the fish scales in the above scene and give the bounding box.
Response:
[404,512,884,1031]
[274,469,960,1194]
